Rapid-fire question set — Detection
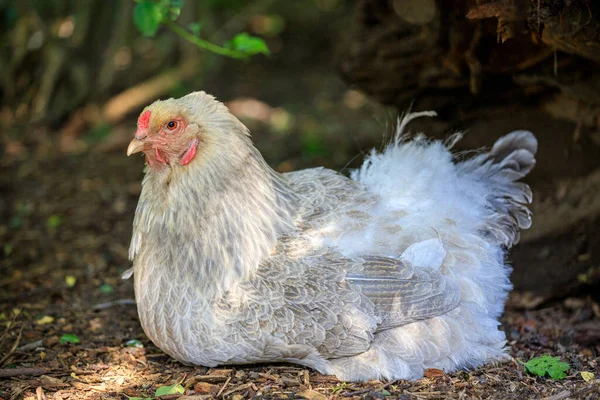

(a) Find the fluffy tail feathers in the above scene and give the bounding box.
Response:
[353,111,537,249]
[456,130,537,248]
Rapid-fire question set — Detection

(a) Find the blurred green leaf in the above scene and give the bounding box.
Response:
[3,244,13,257]
[165,0,183,21]
[46,214,62,229]
[155,384,185,396]
[301,132,329,157]
[225,33,270,56]
[134,1,166,37]
[187,22,202,36]
[59,333,81,344]
[99,283,114,294]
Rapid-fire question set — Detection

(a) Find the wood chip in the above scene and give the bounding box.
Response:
[297,388,328,400]
[277,376,300,386]
[193,382,217,395]
[424,368,446,378]
[223,382,252,397]
[35,386,47,400]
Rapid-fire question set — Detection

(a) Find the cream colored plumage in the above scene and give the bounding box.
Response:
[125,91,537,381]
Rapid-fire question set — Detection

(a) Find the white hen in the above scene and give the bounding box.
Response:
[126,92,536,381]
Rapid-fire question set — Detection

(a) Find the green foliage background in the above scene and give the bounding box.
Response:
[0,0,349,130]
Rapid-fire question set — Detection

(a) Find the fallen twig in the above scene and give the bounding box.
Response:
[0,323,23,366]
[92,298,136,310]
[0,367,48,378]
[216,376,231,398]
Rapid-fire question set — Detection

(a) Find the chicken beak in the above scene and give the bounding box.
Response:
[127,138,145,156]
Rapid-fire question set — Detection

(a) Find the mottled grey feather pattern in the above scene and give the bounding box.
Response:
[209,167,460,360]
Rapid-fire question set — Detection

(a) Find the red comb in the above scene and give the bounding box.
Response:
[138,110,151,130]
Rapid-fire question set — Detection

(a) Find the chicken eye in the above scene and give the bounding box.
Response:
[166,121,178,131]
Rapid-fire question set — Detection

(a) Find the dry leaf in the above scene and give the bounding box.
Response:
[424,368,445,378]
[65,276,77,287]
[581,371,594,382]
[36,316,55,325]
[40,375,65,385]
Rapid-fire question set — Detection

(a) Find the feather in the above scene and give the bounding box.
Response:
[400,238,447,269]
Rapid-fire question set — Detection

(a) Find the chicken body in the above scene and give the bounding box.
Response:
[127,92,536,381]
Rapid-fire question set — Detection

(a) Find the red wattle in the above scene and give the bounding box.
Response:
[181,138,199,165]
